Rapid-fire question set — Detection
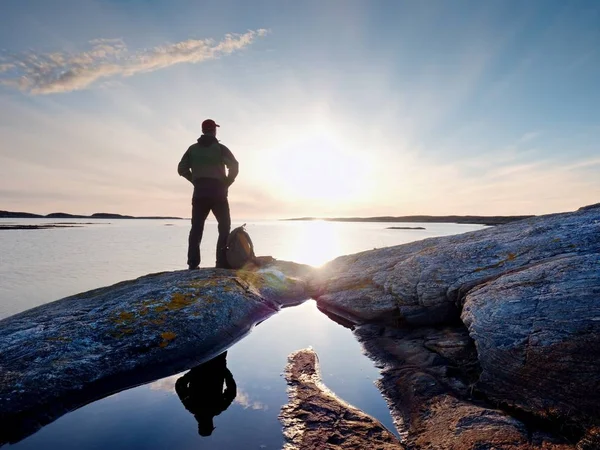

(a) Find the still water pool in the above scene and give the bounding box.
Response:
[1,219,485,448]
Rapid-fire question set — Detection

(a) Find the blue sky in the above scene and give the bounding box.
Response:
[1,0,598,218]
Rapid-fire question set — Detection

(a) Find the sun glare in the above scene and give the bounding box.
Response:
[285,221,341,267]
[260,132,373,204]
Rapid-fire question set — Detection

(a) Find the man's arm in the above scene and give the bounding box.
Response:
[177,148,193,183]
[220,145,239,186]
[175,373,192,410]
[221,367,237,410]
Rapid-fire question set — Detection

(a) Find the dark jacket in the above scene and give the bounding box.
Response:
[178,135,239,198]
[175,352,237,436]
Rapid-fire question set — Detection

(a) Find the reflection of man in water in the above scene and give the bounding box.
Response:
[175,351,237,436]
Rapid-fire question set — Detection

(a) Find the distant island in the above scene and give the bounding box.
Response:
[284,215,534,226]
[1,210,537,226]
[387,226,426,230]
[0,210,184,220]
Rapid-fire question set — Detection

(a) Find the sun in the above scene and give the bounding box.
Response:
[280,220,342,266]
[261,132,373,204]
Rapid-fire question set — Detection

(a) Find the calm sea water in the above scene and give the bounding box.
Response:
[0,218,485,449]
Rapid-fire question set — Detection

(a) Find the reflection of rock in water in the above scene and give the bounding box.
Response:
[354,324,574,449]
[280,348,404,450]
[175,351,236,437]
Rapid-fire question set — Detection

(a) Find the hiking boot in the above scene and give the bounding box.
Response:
[215,261,231,269]
[188,265,199,270]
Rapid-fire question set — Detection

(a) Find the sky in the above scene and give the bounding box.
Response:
[0,0,599,219]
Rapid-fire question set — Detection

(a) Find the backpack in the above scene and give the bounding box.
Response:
[226,224,256,269]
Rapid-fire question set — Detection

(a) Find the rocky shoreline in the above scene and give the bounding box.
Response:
[285,214,534,226]
[307,203,599,449]
[0,263,312,445]
[1,203,598,448]
[0,210,183,220]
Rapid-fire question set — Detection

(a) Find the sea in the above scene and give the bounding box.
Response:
[0,218,486,449]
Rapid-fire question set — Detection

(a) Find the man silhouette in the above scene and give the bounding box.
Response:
[175,352,237,437]
[178,119,239,269]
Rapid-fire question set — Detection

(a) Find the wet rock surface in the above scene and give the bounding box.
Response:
[280,348,404,450]
[0,261,312,445]
[312,204,600,448]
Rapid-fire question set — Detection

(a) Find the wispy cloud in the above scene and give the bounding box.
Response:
[0,29,268,95]
[234,389,268,411]
[518,131,542,143]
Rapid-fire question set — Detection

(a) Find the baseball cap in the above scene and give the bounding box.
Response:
[202,119,220,132]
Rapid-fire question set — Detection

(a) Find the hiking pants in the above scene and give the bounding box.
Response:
[187,196,231,268]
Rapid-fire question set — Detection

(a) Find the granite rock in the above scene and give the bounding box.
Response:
[461,253,600,423]
[312,205,600,327]
[312,204,600,445]
[0,261,312,445]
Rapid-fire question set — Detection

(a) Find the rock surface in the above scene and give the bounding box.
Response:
[461,253,599,424]
[312,204,599,327]
[312,204,600,446]
[355,324,573,449]
[2,204,599,448]
[280,348,404,450]
[0,261,312,445]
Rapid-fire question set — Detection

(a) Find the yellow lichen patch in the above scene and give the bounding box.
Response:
[110,290,207,340]
[161,331,177,341]
[153,304,167,313]
[202,294,222,304]
[118,311,134,321]
[110,328,134,339]
[170,292,195,308]
[343,278,373,291]
[47,336,72,342]
[150,291,197,314]
[186,278,224,289]
[112,310,136,327]
[159,331,177,348]
[237,271,265,289]
[474,252,520,273]
[140,292,197,314]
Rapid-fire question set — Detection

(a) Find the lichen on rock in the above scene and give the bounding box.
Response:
[0,260,313,445]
